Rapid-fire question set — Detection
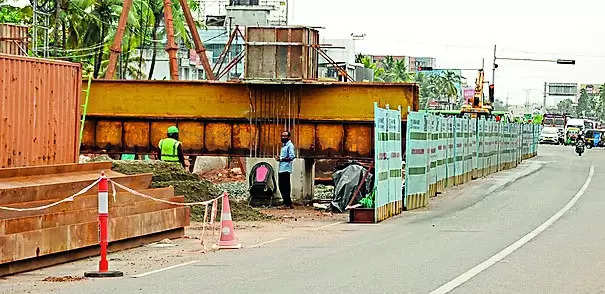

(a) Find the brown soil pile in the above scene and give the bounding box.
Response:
[111,160,271,222]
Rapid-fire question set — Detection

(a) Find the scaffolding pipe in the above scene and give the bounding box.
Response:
[178,0,216,80]
[104,0,133,79]
[163,0,179,80]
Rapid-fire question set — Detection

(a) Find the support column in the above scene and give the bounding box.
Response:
[163,0,179,80]
[104,0,133,79]
[302,159,315,203]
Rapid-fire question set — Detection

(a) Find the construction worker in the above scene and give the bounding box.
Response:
[276,131,296,209]
[158,126,186,169]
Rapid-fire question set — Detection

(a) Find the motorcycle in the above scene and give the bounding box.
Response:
[576,139,585,156]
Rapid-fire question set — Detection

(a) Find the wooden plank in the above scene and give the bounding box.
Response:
[0,187,175,219]
[0,162,113,179]
[0,228,184,276]
[1,196,185,234]
[1,207,189,264]
[0,173,153,205]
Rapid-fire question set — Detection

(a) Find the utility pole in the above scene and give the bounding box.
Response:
[543,82,548,110]
[492,45,497,86]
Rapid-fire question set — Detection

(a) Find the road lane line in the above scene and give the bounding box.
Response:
[132,260,200,278]
[248,237,286,248]
[430,165,595,294]
[313,221,344,230]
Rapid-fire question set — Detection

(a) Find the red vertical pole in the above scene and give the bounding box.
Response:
[85,172,122,278]
[98,172,109,272]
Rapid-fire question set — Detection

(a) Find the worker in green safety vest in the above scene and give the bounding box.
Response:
[158,126,186,168]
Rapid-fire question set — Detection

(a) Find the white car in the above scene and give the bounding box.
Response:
[540,127,559,144]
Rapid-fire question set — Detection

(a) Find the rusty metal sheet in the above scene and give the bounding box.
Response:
[179,121,204,152]
[150,121,176,151]
[344,125,373,157]
[95,121,122,150]
[205,123,231,153]
[0,54,81,168]
[316,124,344,155]
[123,122,150,151]
[0,24,28,56]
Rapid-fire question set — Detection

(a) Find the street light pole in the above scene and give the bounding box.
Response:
[492,44,497,87]
[491,44,575,109]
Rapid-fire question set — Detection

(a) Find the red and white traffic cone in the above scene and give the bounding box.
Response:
[214,192,241,250]
[85,171,123,278]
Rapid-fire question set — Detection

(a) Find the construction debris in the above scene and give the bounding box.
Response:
[313,184,334,200]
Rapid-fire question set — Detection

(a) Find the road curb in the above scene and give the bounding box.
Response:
[485,162,545,196]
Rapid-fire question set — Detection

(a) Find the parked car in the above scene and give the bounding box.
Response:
[540,127,559,144]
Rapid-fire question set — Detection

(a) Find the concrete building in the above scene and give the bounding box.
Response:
[318,38,373,82]
[196,0,288,26]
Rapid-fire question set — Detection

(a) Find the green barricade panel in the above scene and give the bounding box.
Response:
[405,111,428,202]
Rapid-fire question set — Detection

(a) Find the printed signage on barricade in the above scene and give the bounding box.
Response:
[374,103,403,222]
[454,118,463,185]
[463,118,472,183]
[428,114,437,197]
[404,111,428,211]
[388,106,403,216]
[437,116,446,193]
[374,103,389,221]
[402,111,539,211]
[470,118,478,179]
[478,118,485,177]
[446,117,455,187]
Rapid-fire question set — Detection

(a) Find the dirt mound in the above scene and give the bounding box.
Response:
[110,160,270,222]
[42,276,86,282]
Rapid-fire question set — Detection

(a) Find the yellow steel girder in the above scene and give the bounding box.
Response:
[81,80,419,159]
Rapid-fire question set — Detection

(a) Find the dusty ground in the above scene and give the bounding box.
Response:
[0,206,348,294]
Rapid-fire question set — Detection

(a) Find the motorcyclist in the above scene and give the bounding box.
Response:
[576,131,585,156]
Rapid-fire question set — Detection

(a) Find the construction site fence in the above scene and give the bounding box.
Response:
[404,112,541,210]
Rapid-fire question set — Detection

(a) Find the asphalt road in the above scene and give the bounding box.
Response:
[57,144,603,294]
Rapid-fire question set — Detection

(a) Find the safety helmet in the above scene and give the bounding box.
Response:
[167,126,179,134]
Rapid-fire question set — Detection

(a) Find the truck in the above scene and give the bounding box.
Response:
[565,118,586,145]
[543,114,567,144]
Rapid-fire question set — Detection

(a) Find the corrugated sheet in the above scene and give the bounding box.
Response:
[0,24,28,56]
[0,54,82,168]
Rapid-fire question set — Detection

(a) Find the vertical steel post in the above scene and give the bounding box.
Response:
[105,0,134,79]
[98,174,109,272]
[178,0,216,80]
[492,44,497,86]
[84,172,123,278]
[164,0,179,80]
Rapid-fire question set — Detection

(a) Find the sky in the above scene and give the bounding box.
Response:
[289,0,605,105]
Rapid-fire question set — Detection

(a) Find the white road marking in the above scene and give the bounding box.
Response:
[248,237,287,248]
[312,221,344,230]
[132,260,200,278]
[430,165,595,294]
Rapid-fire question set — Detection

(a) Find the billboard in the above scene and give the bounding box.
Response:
[463,87,475,103]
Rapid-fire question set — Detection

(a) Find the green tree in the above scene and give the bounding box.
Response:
[577,89,593,117]
[0,5,31,24]
[556,98,575,115]
[597,84,605,121]
[360,56,385,82]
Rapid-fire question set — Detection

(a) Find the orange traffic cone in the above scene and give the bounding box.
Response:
[215,192,241,249]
